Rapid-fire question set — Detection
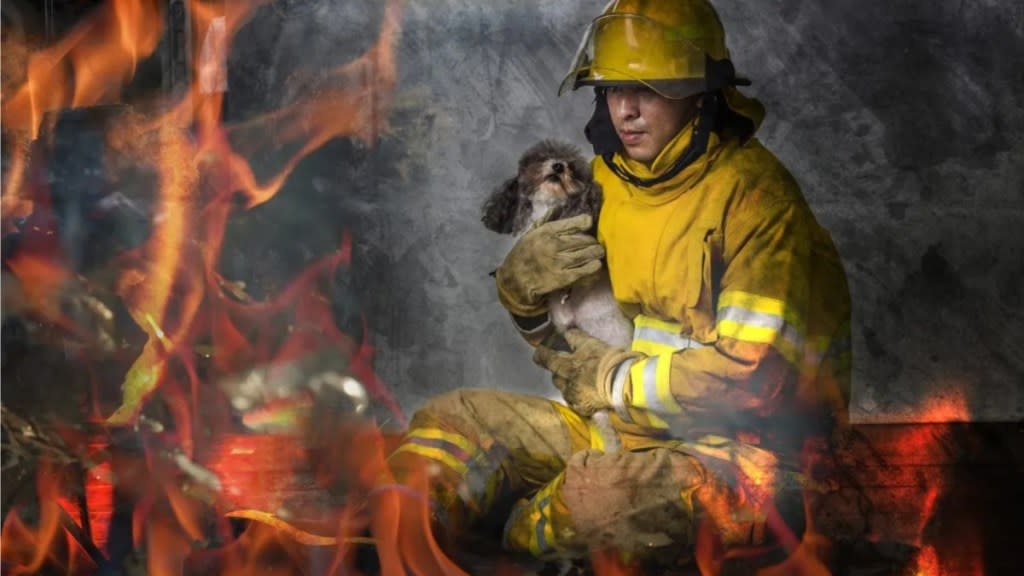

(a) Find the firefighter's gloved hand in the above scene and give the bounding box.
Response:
[495,214,605,317]
[534,328,637,416]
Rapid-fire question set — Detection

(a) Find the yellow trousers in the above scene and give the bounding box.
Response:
[381,389,802,565]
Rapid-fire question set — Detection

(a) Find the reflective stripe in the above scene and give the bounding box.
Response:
[629,355,681,415]
[716,291,807,368]
[393,429,500,513]
[524,478,562,556]
[717,291,804,330]
[633,327,707,354]
[534,495,553,555]
[405,436,472,462]
[610,357,635,423]
[647,412,670,429]
[393,444,468,476]
[631,314,706,356]
[655,352,679,413]
[717,306,803,349]
[405,428,478,455]
[586,419,606,452]
[624,315,699,428]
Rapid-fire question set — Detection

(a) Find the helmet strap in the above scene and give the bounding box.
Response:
[601,91,722,188]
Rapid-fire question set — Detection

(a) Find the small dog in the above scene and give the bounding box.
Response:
[481,140,632,350]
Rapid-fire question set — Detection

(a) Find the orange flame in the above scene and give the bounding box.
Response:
[1,0,420,573]
[1,0,163,138]
[0,462,96,575]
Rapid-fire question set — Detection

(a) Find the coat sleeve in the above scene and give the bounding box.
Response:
[615,193,826,425]
[509,312,556,348]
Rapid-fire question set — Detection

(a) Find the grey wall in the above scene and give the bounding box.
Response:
[228,0,1024,423]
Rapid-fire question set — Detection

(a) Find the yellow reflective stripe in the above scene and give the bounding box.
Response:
[717,318,804,367]
[717,291,808,368]
[629,358,650,410]
[655,352,680,413]
[631,314,706,355]
[405,427,477,456]
[393,444,468,476]
[633,314,684,332]
[718,291,805,332]
[555,401,617,452]
[541,496,555,554]
[631,338,676,356]
[586,419,606,452]
[552,402,607,451]
[647,412,670,429]
[628,355,681,415]
[522,479,561,556]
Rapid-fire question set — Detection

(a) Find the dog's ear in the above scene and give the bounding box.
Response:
[481,176,522,234]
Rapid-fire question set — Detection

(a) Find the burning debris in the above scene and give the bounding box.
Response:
[0,1,1017,575]
[1,0,410,573]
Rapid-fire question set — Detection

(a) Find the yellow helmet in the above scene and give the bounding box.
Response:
[559,0,740,99]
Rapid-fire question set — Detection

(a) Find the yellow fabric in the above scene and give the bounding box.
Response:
[595,119,852,450]
[551,402,608,452]
[392,444,469,476]
[504,470,569,557]
[391,428,483,477]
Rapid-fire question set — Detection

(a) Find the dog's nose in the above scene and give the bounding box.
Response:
[552,162,564,174]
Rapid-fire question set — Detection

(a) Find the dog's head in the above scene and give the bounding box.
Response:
[481,140,602,236]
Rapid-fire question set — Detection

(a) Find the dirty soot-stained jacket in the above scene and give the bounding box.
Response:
[594,118,852,459]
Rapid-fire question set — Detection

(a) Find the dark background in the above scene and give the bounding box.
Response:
[3,0,1023,424]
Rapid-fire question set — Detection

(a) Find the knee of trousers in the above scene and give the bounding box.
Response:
[506,448,705,558]
[409,388,508,431]
[565,449,705,551]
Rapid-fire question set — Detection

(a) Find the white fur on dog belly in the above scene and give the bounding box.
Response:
[549,273,633,348]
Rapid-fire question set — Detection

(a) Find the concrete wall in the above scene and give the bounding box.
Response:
[225,0,1024,422]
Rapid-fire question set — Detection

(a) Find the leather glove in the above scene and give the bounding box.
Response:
[534,328,639,417]
[495,214,605,317]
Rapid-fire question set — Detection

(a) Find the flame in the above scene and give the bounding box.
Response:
[0,0,163,138]
[882,389,984,576]
[4,249,70,322]
[0,0,426,573]
[0,462,96,575]
[914,391,971,423]
[0,136,34,225]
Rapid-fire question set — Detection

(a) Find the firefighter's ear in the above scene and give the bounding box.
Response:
[481,177,521,234]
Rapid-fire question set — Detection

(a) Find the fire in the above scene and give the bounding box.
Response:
[884,389,985,576]
[3,1,989,574]
[1,462,97,575]
[0,0,163,138]
[1,0,426,573]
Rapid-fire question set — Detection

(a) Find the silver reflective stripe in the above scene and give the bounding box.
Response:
[717,305,804,349]
[535,496,552,553]
[633,326,706,350]
[640,356,667,413]
[610,358,635,423]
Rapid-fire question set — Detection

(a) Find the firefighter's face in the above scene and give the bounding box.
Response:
[606,85,698,164]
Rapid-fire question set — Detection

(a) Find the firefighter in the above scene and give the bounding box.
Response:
[372,0,851,570]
